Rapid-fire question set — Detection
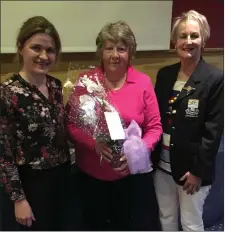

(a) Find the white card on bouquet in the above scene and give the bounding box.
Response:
[104,112,125,140]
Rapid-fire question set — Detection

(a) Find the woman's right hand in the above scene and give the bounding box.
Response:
[14,199,35,227]
[95,141,113,164]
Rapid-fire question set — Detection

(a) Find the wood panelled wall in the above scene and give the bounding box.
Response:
[1,49,223,102]
[1,49,223,83]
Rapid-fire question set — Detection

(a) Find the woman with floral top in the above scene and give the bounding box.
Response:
[0,16,71,230]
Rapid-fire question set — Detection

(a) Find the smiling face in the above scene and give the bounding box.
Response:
[20,33,56,76]
[174,19,203,62]
[101,40,129,74]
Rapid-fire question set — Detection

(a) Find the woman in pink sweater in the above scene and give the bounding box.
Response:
[65,21,162,230]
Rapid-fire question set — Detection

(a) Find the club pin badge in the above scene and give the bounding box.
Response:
[182,86,195,95]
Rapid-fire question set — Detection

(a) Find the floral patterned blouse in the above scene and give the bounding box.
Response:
[0,74,70,202]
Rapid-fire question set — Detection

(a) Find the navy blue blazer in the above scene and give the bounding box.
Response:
[153,58,224,186]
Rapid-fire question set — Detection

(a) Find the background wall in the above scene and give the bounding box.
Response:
[0,0,223,92]
[171,0,224,48]
[1,1,172,53]
[0,0,224,95]
[2,0,223,53]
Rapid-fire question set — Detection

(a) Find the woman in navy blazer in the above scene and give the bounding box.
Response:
[153,10,223,231]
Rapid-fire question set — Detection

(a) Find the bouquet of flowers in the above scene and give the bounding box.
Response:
[66,69,125,168]
[65,65,152,173]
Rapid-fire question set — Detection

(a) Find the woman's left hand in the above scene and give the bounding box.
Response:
[113,155,130,176]
[180,171,202,195]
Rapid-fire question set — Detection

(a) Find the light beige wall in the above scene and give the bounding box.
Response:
[1,1,172,53]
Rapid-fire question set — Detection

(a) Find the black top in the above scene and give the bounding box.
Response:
[153,58,224,186]
[0,74,70,202]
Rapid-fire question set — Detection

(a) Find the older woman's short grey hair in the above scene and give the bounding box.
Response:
[96,21,137,59]
[171,10,210,44]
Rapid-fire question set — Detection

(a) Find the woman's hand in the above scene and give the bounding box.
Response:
[180,171,202,194]
[95,141,113,164]
[113,155,130,176]
[15,199,35,227]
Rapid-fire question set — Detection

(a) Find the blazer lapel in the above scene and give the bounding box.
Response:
[175,58,209,104]
[163,63,180,104]
[175,79,196,103]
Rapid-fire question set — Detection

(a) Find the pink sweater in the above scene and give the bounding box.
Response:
[65,66,162,181]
